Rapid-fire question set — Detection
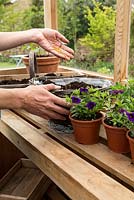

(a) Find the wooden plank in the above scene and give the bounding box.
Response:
[59,66,113,80]
[10,169,43,197]
[21,158,38,169]
[28,177,52,200]
[0,132,25,179]
[0,67,27,75]
[114,0,132,83]
[0,160,22,189]
[0,110,134,200]
[46,184,68,200]
[0,158,50,200]
[12,109,134,188]
[44,0,58,29]
[1,168,30,195]
[0,194,26,200]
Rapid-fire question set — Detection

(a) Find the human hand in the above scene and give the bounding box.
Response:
[21,84,71,120]
[33,28,74,60]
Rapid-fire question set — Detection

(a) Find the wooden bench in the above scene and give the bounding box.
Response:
[0,158,51,200]
[0,109,134,200]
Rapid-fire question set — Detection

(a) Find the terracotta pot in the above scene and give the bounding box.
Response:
[102,119,130,153]
[23,55,60,73]
[69,113,103,145]
[126,131,134,163]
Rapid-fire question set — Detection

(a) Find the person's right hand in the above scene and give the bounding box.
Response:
[33,28,74,60]
[21,84,71,120]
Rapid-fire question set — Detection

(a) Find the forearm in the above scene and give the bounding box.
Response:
[0,88,24,109]
[0,29,39,51]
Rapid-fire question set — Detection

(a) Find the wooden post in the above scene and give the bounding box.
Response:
[44,0,58,30]
[114,0,132,83]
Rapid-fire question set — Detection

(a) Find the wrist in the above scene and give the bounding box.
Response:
[29,28,44,44]
[0,88,25,109]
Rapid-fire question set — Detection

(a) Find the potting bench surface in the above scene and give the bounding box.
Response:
[0,109,134,200]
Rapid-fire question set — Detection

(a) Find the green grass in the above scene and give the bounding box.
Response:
[0,62,17,68]
[0,62,24,69]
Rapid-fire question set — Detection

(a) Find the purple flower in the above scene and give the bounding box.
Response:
[126,112,134,122]
[80,88,88,93]
[71,96,81,104]
[119,108,126,114]
[109,90,124,95]
[86,101,96,110]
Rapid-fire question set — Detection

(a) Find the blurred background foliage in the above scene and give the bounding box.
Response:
[0,0,134,77]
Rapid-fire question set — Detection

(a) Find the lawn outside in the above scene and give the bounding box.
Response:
[0,62,24,69]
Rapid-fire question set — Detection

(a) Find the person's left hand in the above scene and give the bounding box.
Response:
[34,28,74,60]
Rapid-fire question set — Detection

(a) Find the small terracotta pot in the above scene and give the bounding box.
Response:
[69,113,103,145]
[126,131,134,163]
[102,119,130,153]
[23,55,60,73]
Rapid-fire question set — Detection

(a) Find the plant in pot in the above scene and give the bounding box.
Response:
[125,114,134,163]
[119,80,134,162]
[66,87,108,145]
[23,44,60,74]
[102,82,130,153]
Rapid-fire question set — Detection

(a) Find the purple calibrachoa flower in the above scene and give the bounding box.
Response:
[80,88,88,93]
[126,111,134,122]
[71,96,81,104]
[109,90,124,95]
[119,108,127,114]
[86,101,96,110]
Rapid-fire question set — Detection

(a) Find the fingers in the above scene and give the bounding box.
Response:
[55,31,69,44]
[42,83,61,91]
[34,110,66,120]
[51,45,74,60]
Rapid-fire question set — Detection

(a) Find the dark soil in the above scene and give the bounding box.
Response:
[0,78,29,85]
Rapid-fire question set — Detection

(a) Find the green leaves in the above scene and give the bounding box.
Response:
[66,86,107,120]
[80,0,115,60]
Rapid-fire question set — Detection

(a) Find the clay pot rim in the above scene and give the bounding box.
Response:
[69,112,104,124]
[126,130,134,142]
[102,118,127,131]
[23,54,60,59]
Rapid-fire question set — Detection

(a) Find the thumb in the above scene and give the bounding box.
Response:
[42,83,61,91]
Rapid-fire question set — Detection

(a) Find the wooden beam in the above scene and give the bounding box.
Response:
[44,0,58,30]
[114,0,132,83]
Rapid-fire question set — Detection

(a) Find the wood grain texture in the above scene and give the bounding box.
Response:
[44,0,57,29]
[0,110,134,200]
[12,109,134,189]
[0,158,50,200]
[114,0,132,83]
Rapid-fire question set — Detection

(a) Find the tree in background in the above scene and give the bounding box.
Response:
[58,0,91,49]
[0,0,31,31]
[129,10,134,75]
[58,0,116,50]
[23,0,44,29]
[80,0,116,62]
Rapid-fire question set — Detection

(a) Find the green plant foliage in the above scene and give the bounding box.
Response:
[0,1,27,31]
[58,0,91,49]
[80,0,116,61]
[66,86,108,120]
[130,11,134,51]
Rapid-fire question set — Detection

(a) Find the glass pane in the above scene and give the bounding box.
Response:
[58,0,116,78]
